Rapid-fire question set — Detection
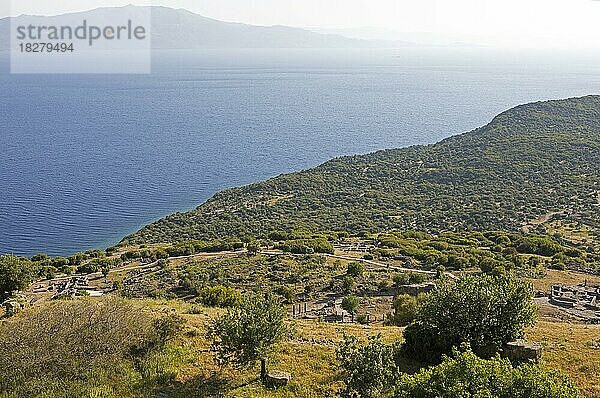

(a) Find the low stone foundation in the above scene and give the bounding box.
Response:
[265,370,291,388]
[503,340,543,363]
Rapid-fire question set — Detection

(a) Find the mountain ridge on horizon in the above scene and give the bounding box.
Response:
[0,5,411,50]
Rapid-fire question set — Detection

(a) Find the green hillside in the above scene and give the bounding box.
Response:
[124,96,600,245]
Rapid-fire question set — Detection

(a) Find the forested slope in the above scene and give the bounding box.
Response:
[124,96,600,244]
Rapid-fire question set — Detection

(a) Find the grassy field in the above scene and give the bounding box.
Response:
[136,299,600,398]
[528,321,600,398]
[7,260,600,397]
[525,269,600,292]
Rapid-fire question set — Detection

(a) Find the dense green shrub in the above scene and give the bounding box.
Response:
[274,285,297,304]
[516,236,563,257]
[402,275,536,362]
[393,273,411,286]
[342,276,356,293]
[337,335,400,398]
[342,295,361,315]
[347,261,364,277]
[198,285,242,308]
[387,294,427,327]
[338,340,581,398]
[395,349,582,398]
[0,255,36,301]
[278,238,334,254]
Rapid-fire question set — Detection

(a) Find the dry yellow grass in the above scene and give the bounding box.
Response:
[143,301,403,398]
[525,269,600,293]
[528,321,600,398]
[146,300,600,398]
[15,264,600,397]
[4,297,598,397]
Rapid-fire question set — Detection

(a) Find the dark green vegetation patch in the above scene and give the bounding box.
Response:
[125,96,600,244]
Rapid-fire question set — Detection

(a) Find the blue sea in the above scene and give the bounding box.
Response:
[1,48,600,257]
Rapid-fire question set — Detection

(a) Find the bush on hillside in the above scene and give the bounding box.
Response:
[338,339,582,398]
[0,297,185,398]
[198,285,242,308]
[337,335,400,398]
[395,349,582,398]
[402,275,536,362]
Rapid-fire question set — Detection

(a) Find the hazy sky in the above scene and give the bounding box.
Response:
[3,0,600,48]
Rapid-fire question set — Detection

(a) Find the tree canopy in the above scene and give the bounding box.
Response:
[395,349,582,398]
[207,291,289,380]
[338,338,582,398]
[402,275,536,362]
[0,255,36,301]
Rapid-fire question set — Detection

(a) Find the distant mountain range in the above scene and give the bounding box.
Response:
[307,27,483,47]
[0,6,409,51]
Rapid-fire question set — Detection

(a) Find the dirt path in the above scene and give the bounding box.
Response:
[34,248,457,291]
[261,250,458,280]
[325,253,458,280]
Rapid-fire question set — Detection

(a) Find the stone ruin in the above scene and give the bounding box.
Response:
[288,283,435,324]
[265,370,291,388]
[289,298,347,323]
[503,340,543,363]
[548,284,600,323]
[550,285,600,310]
[51,276,104,299]
[288,295,386,324]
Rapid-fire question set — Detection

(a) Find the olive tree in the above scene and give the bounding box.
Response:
[208,291,289,381]
[0,255,35,301]
[403,274,536,362]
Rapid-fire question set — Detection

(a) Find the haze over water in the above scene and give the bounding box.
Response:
[1,48,600,256]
